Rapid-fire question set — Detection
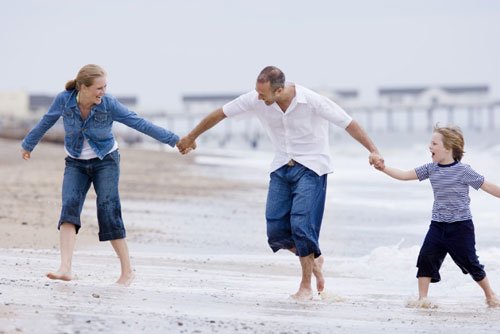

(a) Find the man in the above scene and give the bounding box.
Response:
[177,66,384,300]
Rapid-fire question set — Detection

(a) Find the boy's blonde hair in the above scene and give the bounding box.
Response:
[433,124,465,161]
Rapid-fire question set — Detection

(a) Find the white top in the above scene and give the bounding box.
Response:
[223,84,352,175]
[65,138,118,160]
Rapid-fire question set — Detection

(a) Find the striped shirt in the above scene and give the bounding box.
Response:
[415,161,484,223]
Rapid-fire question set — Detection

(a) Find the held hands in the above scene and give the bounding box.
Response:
[21,149,31,160]
[369,152,385,170]
[176,135,197,155]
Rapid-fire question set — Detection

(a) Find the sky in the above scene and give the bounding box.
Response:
[1,0,499,110]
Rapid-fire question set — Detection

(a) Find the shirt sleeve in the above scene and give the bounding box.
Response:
[462,165,485,190]
[415,163,432,181]
[109,96,179,147]
[21,92,65,152]
[314,96,353,129]
[222,91,258,118]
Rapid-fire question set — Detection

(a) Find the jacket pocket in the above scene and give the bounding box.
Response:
[94,112,108,128]
[63,110,75,126]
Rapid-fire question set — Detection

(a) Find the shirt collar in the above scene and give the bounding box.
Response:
[292,84,307,104]
[437,160,459,167]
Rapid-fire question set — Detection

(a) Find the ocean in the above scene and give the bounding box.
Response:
[111,140,500,304]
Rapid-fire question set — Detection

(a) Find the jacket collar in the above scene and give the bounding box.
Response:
[65,90,106,112]
[65,90,78,109]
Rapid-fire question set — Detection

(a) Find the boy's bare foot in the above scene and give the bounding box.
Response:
[486,296,500,308]
[115,271,135,287]
[291,287,313,301]
[313,255,325,293]
[46,271,73,281]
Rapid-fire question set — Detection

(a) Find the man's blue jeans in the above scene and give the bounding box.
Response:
[265,162,327,258]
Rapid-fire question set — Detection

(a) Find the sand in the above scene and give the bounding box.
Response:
[1,138,500,334]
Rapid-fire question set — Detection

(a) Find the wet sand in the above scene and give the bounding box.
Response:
[1,138,500,333]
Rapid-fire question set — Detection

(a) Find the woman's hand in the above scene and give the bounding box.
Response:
[22,149,31,160]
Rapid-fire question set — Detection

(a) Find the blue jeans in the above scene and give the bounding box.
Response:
[58,150,126,241]
[416,220,485,282]
[265,162,327,258]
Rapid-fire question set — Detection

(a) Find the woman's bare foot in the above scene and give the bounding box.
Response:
[291,287,314,301]
[313,255,325,294]
[46,271,73,281]
[406,297,438,309]
[486,296,500,308]
[115,271,135,287]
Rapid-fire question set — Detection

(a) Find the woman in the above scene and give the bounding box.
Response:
[21,64,179,286]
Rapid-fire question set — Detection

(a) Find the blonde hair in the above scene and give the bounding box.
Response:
[65,64,106,91]
[433,124,465,161]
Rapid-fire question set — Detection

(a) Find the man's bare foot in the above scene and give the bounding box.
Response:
[486,296,500,308]
[46,271,73,281]
[115,271,135,287]
[406,297,438,309]
[313,255,325,293]
[291,287,314,301]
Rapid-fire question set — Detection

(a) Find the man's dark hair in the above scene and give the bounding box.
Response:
[257,66,285,91]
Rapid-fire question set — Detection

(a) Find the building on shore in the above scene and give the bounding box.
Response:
[182,93,242,114]
[0,91,139,142]
[182,88,363,114]
[177,85,500,149]
[368,85,495,133]
[2,86,499,149]
[0,91,31,120]
[0,91,138,121]
[378,85,490,108]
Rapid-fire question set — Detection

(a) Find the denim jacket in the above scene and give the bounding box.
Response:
[21,90,179,159]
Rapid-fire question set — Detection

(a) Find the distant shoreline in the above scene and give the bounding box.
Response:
[3,117,500,152]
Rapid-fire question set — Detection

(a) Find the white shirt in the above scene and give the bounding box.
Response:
[65,138,118,160]
[223,84,352,175]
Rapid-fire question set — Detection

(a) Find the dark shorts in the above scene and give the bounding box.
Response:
[265,162,327,258]
[416,220,485,283]
[59,150,126,241]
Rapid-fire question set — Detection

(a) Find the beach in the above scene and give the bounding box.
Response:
[1,137,500,333]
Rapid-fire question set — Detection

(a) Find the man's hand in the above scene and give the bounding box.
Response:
[369,152,385,170]
[176,136,197,155]
[175,108,226,155]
